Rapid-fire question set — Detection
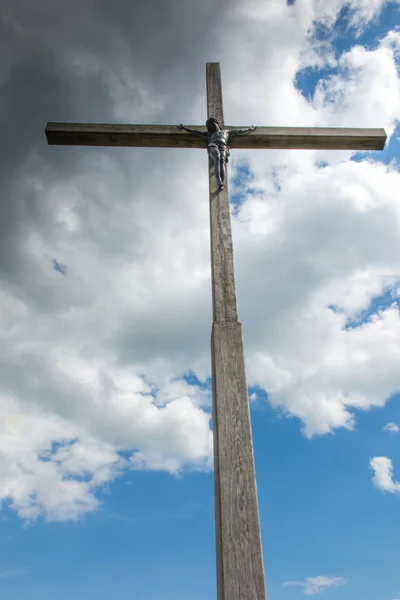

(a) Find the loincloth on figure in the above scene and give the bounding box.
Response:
[208,142,231,163]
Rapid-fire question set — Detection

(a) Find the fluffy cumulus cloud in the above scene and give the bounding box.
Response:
[237,158,400,436]
[0,332,213,520]
[1,0,400,520]
[314,0,400,29]
[370,457,400,493]
[283,575,347,595]
[383,423,400,433]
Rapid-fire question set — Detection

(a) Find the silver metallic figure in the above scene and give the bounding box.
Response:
[177,118,256,189]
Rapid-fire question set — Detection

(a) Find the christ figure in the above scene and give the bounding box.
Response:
[177,118,256,189]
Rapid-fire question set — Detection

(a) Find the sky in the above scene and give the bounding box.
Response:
[0,0,400,599]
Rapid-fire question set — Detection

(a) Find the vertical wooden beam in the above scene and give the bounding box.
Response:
[206,62,238,323]
[207,62,268,600]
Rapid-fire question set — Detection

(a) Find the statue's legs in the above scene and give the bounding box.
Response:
[219,154,227,184]
[209,145,223,187]
[219,148,228,186]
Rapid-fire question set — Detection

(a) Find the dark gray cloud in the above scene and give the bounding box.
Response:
[0,0,236,281]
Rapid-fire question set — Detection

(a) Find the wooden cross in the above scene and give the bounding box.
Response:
[46,63,386,600]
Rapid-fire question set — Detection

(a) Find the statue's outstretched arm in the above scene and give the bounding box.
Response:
[228,125,257,136]
[176,124,207,138]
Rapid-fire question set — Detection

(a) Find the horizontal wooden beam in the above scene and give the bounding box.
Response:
[46,122,387,151]
[241,126,387,151]
[46,123,207,149]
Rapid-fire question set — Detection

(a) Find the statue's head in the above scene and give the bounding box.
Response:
[206,117,221,132]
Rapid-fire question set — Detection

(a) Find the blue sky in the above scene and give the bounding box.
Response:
[2,396,400,600]
[1,1,400,600]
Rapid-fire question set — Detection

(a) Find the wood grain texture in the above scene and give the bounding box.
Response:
[212,322,267,600]
[208,64,267,600]
[208,168,238,323]
[232,126,387,150]
[207,65,238,323]
[207,63,225,125]
[46,122,386,150]
[45,122,208,148]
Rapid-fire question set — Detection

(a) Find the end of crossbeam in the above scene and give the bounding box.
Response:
[376,129,388,150]
[45,124,54,145]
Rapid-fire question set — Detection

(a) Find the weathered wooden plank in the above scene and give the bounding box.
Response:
[212,322,267,600]
[45,122,208,148]
[207,63,267,600]
[207,62,225,125]
[207,63,238,324]
[208,166,238,323]
[233,126,387,150]
[46,122,387,151]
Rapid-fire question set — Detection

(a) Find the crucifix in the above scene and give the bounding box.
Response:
[46,63,386,600]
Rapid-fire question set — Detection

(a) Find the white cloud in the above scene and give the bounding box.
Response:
[313,31,400,136]
[370,456,400,493]
[1,0,400,520]
[314,0,400,30]
[237,159,400,437]
[239,0,398,30]
[383,423,400,433]
[0,373,213,520]
[283,575,347,595]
